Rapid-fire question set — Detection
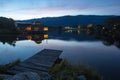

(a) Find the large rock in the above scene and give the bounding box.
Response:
[6,72,40,80]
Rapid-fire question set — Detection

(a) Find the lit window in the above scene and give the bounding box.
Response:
[44,27,48,31]
[26,26,32,31]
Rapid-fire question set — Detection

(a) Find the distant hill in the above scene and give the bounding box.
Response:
[16,15,116,27]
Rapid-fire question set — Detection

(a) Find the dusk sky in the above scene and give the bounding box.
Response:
[0,0,120,20]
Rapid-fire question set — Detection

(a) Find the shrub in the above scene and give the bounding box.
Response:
[49,60,101,80]
[0,60,20,73]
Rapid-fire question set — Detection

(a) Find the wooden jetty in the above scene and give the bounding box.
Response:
[7,49,62,79]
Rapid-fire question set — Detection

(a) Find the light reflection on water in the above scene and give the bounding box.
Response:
[0,32,120,80]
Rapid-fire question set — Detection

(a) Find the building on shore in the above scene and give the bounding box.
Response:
[16,21,48,33]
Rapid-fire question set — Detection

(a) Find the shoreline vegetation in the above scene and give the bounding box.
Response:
[0,16,119,80]
[0,17,19,34]
[0,60,20,80]
[0,60,102,80]
[49,60,102,80]
[0,60,20,74]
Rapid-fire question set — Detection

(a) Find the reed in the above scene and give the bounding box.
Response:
[49,60,101,80]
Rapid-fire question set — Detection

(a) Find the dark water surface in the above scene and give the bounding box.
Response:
[0,30,120,80]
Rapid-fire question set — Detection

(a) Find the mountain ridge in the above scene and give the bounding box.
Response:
[16,15,117,27]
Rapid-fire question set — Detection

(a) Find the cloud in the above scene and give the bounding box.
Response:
[0,0,120,19]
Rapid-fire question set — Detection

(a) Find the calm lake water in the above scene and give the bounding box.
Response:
[0,30,120,80]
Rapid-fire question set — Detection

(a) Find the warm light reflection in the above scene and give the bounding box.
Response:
[26,36,32,40]
[36,40,42,43]
[44,27,48,31]
[44,34,48,39]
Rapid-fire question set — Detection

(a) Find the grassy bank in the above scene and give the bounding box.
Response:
[49,60,101,80]
[0,60,20,74]
[0,78,3,80]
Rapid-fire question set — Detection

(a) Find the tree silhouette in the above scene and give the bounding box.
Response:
[0,17,16,31]
[105,16,120,25]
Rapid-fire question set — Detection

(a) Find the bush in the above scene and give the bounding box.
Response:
[0,78,3,80]
[0,17,16,32]
[0,60,20,73]
[49,60,101,80]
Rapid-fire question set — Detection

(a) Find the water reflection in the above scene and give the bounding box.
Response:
[0,33,48,46]
[0,27,120,80]
[48,26,120,49]
[0,34,17,46]
[0,27,120,49]
[17,33,48,44]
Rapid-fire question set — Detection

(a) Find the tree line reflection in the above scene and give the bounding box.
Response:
[0,27,120,49]
[0,25,120,48]
[48,17,120,49]
[0,33,48,46]
[0,25,120,49]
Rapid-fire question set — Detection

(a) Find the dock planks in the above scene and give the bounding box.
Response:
[7,49,62,79]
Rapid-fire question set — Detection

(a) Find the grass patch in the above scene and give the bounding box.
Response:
[0,78,3,80]
[0,60,20,73]
[49,60,101,80]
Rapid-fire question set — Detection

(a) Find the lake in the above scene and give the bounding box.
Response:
[0,29,120,80]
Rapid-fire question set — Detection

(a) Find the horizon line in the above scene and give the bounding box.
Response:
[16,14,120,21]
[1,14,120,21]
